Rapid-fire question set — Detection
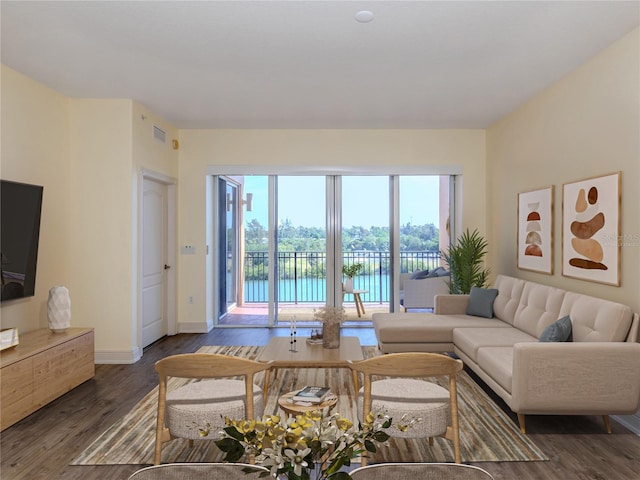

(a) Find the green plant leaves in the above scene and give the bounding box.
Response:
[341,263,363,278]
[441,228,489,294]
[214,437,245,462]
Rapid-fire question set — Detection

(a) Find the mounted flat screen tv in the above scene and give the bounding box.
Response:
[1,180,44,302]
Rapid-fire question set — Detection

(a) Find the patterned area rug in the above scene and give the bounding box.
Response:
[71,345,547,465]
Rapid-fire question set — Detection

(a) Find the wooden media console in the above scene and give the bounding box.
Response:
[0,327,94,431]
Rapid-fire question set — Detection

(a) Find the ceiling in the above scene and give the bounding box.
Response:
[2,1,638,129]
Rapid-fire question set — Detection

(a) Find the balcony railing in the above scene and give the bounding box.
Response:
[243,251,441,303]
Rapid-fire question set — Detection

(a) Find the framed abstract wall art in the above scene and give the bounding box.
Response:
[518,186,554,274]
[562,172,621,286]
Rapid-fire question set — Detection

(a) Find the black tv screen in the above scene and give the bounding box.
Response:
[1,180,44,302]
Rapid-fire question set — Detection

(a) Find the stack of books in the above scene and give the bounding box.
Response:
[292,385,332,404]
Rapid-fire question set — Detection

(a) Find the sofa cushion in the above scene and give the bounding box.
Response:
[466,287,499,318]
[373,313,509,344]
[492,276,526,325]
[409,269,430,280]
[427,267,449,278]
[513,282,566,338]
[453,327,537,363]
[476,347,514,394]
[559,291,633,342]
[539,315,572,342]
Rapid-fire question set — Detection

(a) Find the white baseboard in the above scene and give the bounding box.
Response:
[613,412,640,436]
[178,319,214,333]
[94,348,142,364]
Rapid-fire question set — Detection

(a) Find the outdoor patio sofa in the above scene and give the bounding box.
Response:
[399,268,450,310]
[372,274,640,433]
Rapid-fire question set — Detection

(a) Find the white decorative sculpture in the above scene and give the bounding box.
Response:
[48,286,71,333]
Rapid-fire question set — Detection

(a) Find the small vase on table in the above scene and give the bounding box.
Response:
[322,322,340,349]
[314,305,345,350]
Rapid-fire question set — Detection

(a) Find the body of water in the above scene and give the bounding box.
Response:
[245,274,391,303]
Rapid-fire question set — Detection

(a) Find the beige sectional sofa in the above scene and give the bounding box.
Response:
[372,275,640,433]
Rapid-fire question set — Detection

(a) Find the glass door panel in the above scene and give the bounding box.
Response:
[217,178,237,321]
[341,176,390,320]
[398,175,450,311]
[225,182,238,310]
[399,176,443,272]
[276,176,327,324]
[218,175,271,326]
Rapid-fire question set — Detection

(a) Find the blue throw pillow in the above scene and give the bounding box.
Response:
[466,287,499,318]
[409,269,430,280]
[539,316,573,342]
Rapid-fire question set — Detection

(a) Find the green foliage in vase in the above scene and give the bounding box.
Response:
[440,228,490,294]
[341,263,363,278]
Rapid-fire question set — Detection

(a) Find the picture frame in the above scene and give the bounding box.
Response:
[562,172,621,286]
[517,186,554,274]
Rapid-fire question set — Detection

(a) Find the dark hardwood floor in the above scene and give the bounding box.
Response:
[1,327,639,480]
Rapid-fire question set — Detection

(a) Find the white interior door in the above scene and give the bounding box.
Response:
[142,178,168,347]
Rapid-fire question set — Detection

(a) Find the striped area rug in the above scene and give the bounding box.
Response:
[71,345,547,465]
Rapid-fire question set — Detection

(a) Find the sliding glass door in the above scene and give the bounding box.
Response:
[213,173,451,326]
[341,176,390,320]
[276,176,327,322]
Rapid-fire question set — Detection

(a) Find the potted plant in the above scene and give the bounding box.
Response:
[341,263,363,293]
[440,228,489,294]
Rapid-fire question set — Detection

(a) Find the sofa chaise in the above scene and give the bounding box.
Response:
[372,275,640,433]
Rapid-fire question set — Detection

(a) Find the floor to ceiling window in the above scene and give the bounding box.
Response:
[211,171,453,327]
[276,176,327,323]
[341,176,390,320]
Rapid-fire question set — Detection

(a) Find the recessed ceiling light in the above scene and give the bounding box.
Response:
[355,10,374,23]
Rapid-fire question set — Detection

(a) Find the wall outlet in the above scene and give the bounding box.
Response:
[188,296,194,304]
[181,245,196,255]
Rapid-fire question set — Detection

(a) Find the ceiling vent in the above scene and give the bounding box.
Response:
[153,125,166,144]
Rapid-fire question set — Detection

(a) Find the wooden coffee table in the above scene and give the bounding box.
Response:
[256,336,364,401]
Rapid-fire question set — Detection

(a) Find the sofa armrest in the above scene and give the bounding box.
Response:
[434,294,470,314]
[626,312,639,342]
[511,342,640,414]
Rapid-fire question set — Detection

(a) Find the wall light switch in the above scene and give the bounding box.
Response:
[181,245,196,255]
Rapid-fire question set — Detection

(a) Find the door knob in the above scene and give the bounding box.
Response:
[164,264,171,270]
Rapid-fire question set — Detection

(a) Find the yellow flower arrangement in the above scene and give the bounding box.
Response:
[200,409,396,479]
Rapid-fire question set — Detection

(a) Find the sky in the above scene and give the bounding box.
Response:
[243,175,441,229]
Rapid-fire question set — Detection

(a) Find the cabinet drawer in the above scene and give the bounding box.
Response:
[0,357,34,430]
[33,331,95,407]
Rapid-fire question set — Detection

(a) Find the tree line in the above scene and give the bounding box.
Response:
[245,218,439,252]
[243,219,440,281]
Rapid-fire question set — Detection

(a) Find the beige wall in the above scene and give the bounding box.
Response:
[132,102,180,177]
[0,66,71,332]
[487,28,640,312]
[68,100,179,360]
[1,65,179,361]
[68,99,136,356]
[178,129,486,327]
